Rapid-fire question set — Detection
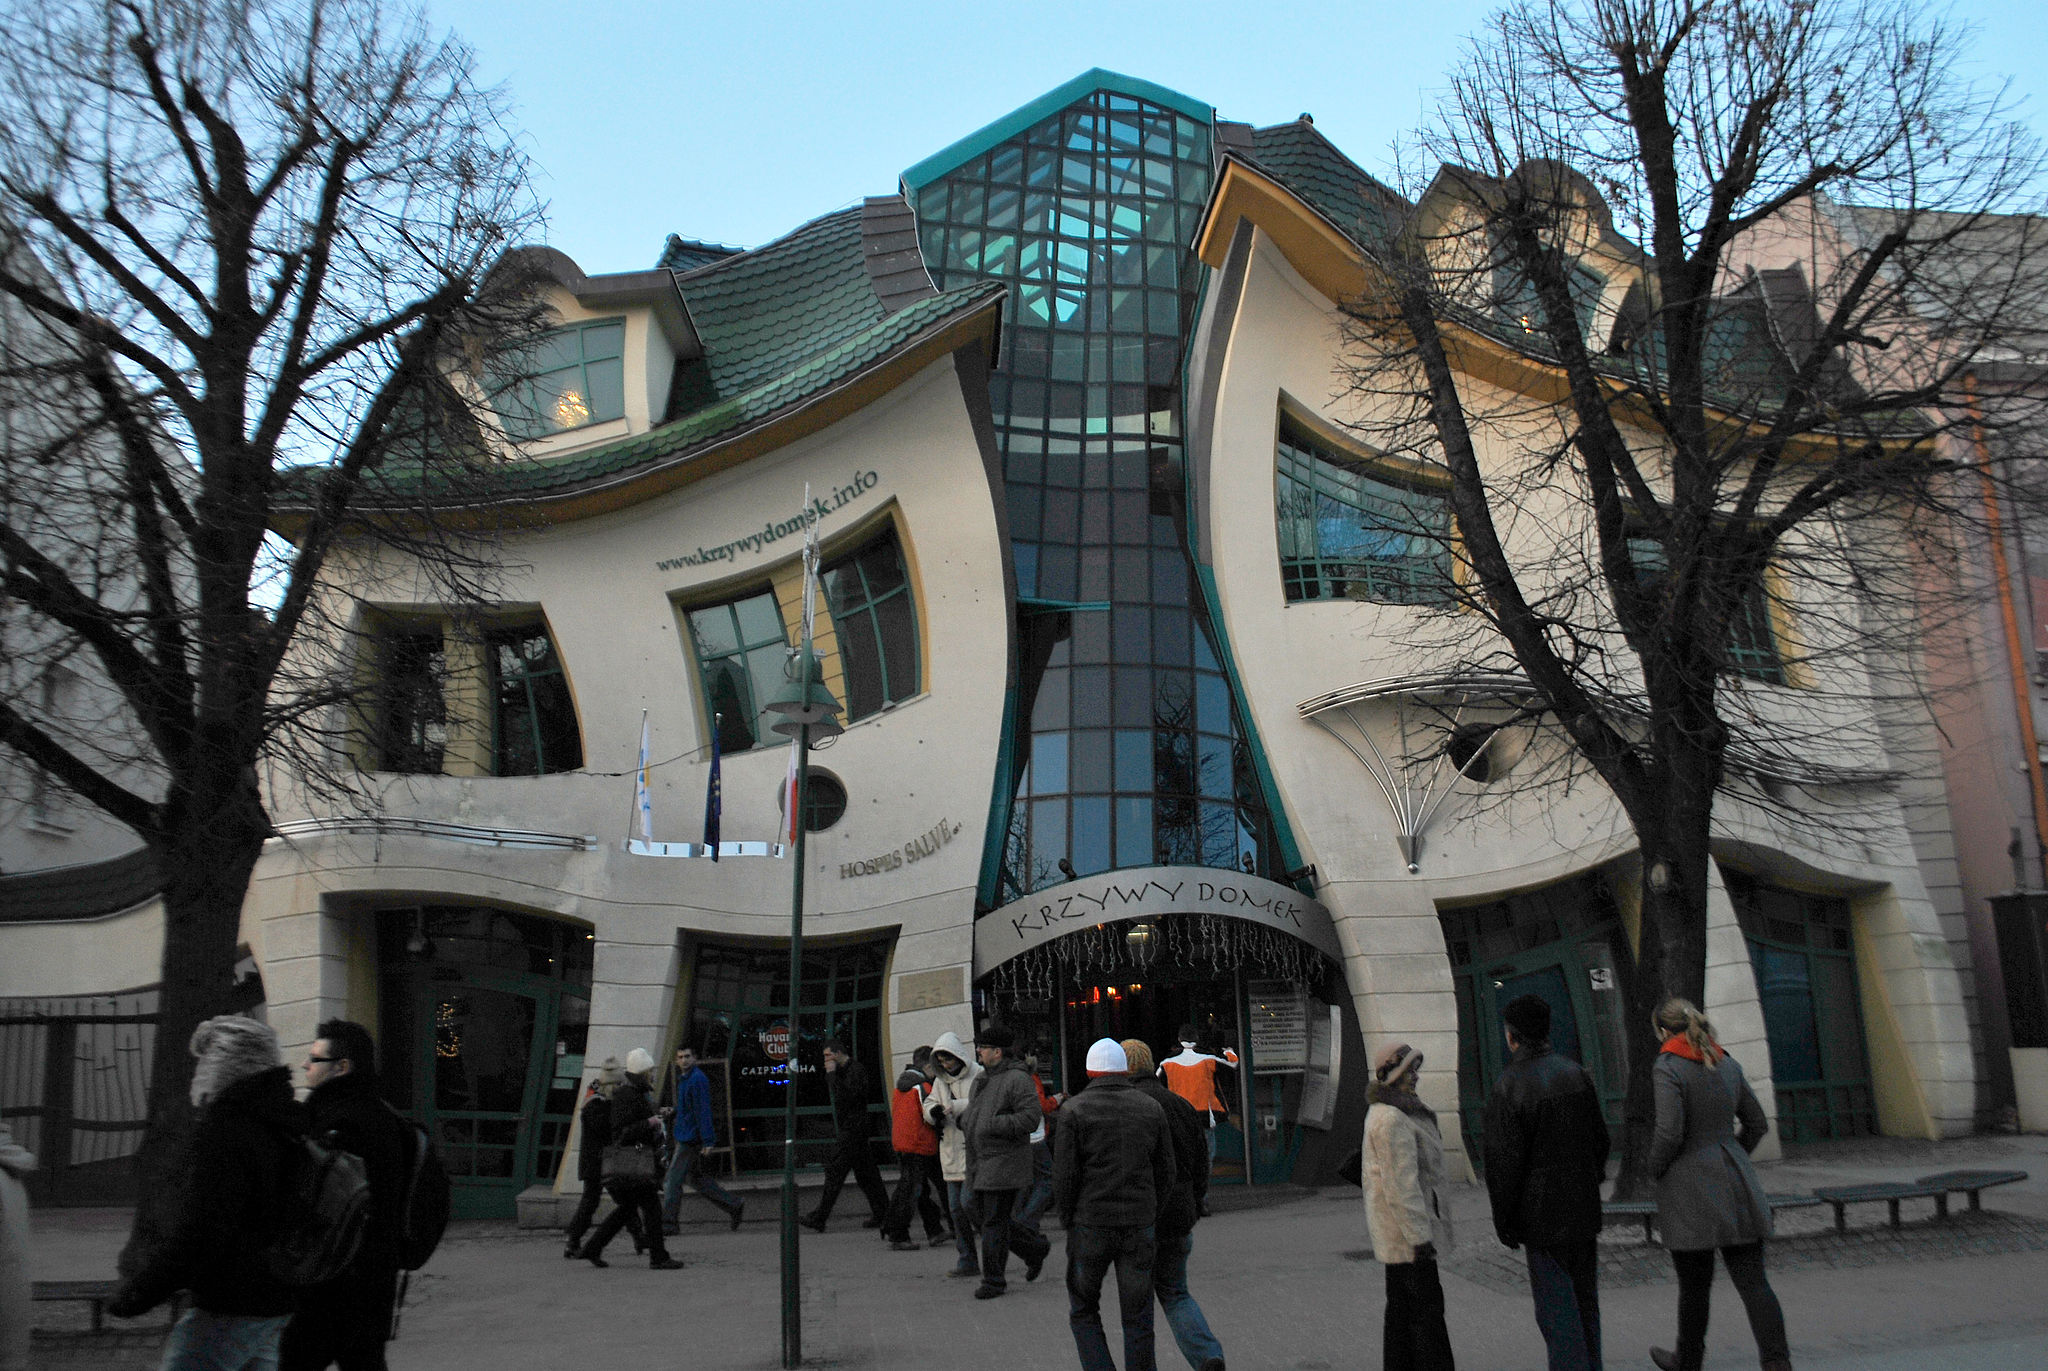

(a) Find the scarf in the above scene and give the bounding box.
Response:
[1659,1035,1724,1063]
[1368,1076,1439,1131]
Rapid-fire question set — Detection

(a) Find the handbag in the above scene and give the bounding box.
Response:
[601,1142,657,1186]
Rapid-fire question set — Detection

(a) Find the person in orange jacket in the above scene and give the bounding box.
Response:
[881,1046,949,1251]
[1159,1023,1239,1201]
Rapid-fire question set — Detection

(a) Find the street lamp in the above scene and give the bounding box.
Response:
[765,645,841,1370]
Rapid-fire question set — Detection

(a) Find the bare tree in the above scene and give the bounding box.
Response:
[0,0,545,1254]
[1339,0,2046,1185]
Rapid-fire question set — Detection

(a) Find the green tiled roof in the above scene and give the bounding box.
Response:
[1247,121,1407,250]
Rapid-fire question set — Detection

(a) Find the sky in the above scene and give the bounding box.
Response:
[427,0,2048,275]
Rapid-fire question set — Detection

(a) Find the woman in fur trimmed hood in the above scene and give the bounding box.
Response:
[1362,1042,1457,1371]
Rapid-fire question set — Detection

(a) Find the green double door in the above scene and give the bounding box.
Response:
[1451,928,1630,1167]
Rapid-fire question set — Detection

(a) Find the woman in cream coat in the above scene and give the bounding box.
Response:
[1363,1042,1456,1371]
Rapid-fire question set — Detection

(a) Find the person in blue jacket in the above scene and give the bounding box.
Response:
[660,1045,744,1233]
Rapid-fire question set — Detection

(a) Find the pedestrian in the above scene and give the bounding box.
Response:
[1122,1038,1225,1371]
[576,1048,684,1270]
[659,1045,744,1234]
[108,1015,305,1368]
[563,1059,645,1259]
[1159,1025,1237,1207]
[882,1046,949,1251]
[1647,999,1791,1371]
[923,1029,984,1278]
[1013,1055,1060,1237]
[802,1038,891,1231]
[280,1020,414,1371]
[0,1121,33,1371]
[1055,1037,1174,1371]
[960,1023,1054,1300]
[1483,994,1611,1371]
[1363,1041,1455,1371]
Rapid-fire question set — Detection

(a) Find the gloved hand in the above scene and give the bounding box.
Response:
[1413,1241,1437,1262]
[106,1284,156,1320]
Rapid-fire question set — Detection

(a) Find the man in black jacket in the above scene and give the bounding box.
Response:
[578,1048,684,1269]
[802,1039,889,1232]
[1124,1039,1224,1371]
[281,1020,413,1371]
[1483,994,1612,1371]
[1054,1037,1174,1371]
[110,1015,304,1368]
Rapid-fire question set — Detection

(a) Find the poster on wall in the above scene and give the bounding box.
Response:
[1248,980,1309,1069]
[1296,1002,1341,1130]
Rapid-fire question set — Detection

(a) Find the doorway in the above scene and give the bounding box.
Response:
[1441,876,1632,1166]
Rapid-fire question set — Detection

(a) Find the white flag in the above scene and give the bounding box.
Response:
[634,711,654,844]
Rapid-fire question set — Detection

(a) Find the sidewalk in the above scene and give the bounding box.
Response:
[28,1131,2048,1370]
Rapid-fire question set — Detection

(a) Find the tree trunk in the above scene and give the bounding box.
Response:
[116,783,269,1278]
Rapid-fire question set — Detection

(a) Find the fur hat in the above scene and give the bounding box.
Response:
[1085,1038,1128,1076]
[978,1022,1017,1051]
[188,1015,281,1107]
[1374,1041,1424,1086]
[624,1047,655,1075]
[595,1055,622,1086]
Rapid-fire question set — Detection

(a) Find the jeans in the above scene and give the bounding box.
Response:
[1526,1241,1602,1371]
[660,1141,742,1226]
[882,1152,946,1241]
[584,1179,671,1263]
[1154,1228,1224,1369]
[975,1186,1051,1290]
[279,1263,399,1371]
[1067,1222,1156,1371]
[1670,1242,1788,1366]
[161,1310,291,1371]
[1014,1139,1055,1234]
[813,1132,890,1224]
[945,1179,979,1270]
[1383,1259,1456,1371]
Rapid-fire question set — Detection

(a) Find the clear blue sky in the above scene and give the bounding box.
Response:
[427,0,2048,274]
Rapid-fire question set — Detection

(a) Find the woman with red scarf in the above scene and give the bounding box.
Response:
[1647,998,1791,1371]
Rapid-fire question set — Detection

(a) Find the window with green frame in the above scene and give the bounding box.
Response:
[822,528,919,719]
[1624,533,1786,683]
[488,625,583,775]
[1723,869,1874,1142]
[1276,418,1454,605]
[490,318,626,441]
[684,589,790,755]
[374,628,448,774]
[1495,248,1606,342]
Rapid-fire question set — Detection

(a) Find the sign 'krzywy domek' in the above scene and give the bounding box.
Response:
[4,70,1979,1218]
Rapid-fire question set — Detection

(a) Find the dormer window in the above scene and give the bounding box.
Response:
[490,318,626,441]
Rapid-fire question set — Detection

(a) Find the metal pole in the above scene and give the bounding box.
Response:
[782,720,810,1369]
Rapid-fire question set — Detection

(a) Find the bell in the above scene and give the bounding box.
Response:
[766,647,844,739]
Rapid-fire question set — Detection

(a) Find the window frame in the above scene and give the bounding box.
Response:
[485,623,584,776]
[681,586,793,756]
[821,526,922,721]
[361,612,582,777]
[1275,414,1455,606]
[373,624,451,775]
[488,316,628,443]
[1622,529,1789,685]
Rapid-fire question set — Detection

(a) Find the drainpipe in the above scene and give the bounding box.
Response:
[1966,373,2048,885]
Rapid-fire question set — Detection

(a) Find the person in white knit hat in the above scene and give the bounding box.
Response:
[1052,1037,1175,1371]
[575,1048,683,1270]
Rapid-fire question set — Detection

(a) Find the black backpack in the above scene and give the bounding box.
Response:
[385,1106,452,1271]
[261,1133,372,1286]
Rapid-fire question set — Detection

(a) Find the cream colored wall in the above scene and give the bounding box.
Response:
[1190,225,1977,1154]
[0,899,164,998]
[247,355,1008,1136]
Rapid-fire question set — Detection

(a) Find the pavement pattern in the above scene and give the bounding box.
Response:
[26,1130,2048,1370]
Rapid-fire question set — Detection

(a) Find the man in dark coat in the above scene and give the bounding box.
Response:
[1124,1039,1224,1371]
[110,1015,305,1368]
[960,1024,1054,1299]
[1054,1037,1175,1371]
[1483,994,1612,1371]
[802,1039,890,1231]
[563,1058,644,1258]
[577,1048,683,1269]
[280,1020,413,1371]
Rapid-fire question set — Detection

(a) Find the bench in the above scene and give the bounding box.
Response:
[1912,1168,2029,1217]
[32,1280,120,1332]
[1812,1181,1941,1232]
[1601,1193,1821,1242]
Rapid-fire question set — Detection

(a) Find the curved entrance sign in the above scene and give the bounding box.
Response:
[975,865,1341,976]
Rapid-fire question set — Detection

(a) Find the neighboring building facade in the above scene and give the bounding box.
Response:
[6,72,1985,1217]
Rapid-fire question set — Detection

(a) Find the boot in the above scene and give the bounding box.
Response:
[1650,1349,1702,1371]
[1760,1363,1794,1371]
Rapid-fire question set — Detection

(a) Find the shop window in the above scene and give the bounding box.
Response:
[1276,418,1453,605]
[490,318,626,441]
[822,528,919,719]
[375,629,449,774]
[1723,870,1874,1142]
[683,589,790,754]
[1624,533,1786,684]
[489,626,583,775]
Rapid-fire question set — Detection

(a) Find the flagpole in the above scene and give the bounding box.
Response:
[781,484,818,1370]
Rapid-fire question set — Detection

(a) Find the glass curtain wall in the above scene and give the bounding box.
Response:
[914,86,1282,904]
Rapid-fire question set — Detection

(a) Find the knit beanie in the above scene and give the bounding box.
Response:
[596,1055,622,1086]
[188,1014,281,1107]
[1085,1038,1128,1077]
[624,1047,655,1075]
